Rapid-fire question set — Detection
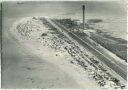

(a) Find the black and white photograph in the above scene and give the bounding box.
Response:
[1,0,127,89]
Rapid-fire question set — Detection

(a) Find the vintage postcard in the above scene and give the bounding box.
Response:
[0,0,127,89]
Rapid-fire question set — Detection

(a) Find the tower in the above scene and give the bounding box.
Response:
[82,5,85,30]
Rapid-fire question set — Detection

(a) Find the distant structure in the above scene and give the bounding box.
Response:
[82,5,85,30]
[17,2,24,5]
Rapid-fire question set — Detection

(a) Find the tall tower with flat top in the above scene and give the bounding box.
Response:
[82,5,85,30]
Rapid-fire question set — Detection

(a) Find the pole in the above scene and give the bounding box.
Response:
[1,3,2,88]
[82,5,85,30]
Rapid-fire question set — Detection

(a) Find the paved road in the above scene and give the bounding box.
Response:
[46,18,127,82]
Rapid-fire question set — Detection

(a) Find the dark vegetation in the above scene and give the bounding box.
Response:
[87,19,103,24]
[55,18,90,30]
[54,18,127,62]
[41,33,47,37]
[90,33,127,61]
[103,34,127,44]
[55,18,79,30]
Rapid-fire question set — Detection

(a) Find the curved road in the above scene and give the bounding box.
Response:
[48,18,127,82]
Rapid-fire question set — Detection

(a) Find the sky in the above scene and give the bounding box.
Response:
[2,1,127,40]
[2,1,127,19]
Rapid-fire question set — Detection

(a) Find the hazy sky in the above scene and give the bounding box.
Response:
[2,1,127,19]
[2,1,127,40]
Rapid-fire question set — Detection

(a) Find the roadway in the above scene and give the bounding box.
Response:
[45,18,127,82]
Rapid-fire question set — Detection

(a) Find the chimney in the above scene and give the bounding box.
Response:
[82,5,85,30]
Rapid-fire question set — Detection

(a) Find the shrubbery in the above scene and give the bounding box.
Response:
[90,34,127,61]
